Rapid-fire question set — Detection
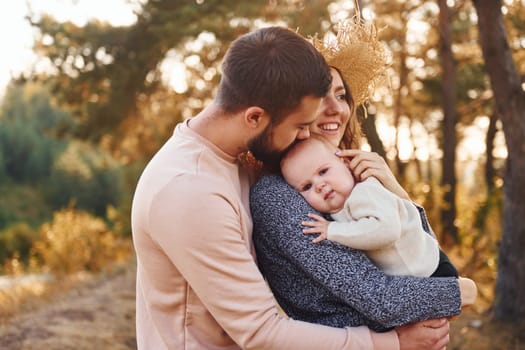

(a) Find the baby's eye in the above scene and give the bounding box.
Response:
[319,168,328,175]
[301,183,312,192]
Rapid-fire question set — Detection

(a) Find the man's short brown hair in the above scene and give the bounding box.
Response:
[216,27,332,125]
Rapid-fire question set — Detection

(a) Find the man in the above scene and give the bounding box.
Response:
[132,26,455,349]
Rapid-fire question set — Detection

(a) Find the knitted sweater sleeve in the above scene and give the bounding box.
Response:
[251,174,461,330]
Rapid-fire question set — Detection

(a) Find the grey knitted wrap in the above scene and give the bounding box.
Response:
[250,174,461,332]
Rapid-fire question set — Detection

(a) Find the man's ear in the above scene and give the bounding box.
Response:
[244,107,268,129]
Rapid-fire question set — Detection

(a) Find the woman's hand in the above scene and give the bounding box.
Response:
[395,318,450,350]
[336,149,410,200]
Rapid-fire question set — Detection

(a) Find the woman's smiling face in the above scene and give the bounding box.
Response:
[309,68,351,147]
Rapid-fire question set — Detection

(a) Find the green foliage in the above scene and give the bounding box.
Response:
[44,141,124,217]
[0,81,126,224]
[0,151,6,182]
[0,120,61,182]
[0,80,129,272]
[2,0,517,296]
[106,160,148,237]
[0,83,68,183]
[0,82,74,133]
[0,223,38,264]
[0,181,51,231]
[30,0,331,141]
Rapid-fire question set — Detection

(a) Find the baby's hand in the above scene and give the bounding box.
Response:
[302,213,330,243]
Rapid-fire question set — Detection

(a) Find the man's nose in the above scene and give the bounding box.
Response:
[297,127,311,140]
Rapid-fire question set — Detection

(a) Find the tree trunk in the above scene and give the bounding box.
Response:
[485,112,498,193]
[360,108,387,159]
[393,42,408,179]
[473,0,525,321]
[408,119,423,182]
[438,0,459,245]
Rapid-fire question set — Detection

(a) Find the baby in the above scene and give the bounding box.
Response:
[280,134,457,277]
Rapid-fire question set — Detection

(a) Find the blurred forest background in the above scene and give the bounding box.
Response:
[0,0,524,347]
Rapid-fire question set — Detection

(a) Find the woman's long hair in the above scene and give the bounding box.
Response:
[334,67,363,151]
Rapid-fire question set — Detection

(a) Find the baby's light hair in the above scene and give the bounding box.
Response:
[280,134,339,170]
[280,134,357,189]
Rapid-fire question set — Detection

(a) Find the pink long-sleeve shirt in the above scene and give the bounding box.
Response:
[131,120,398,349]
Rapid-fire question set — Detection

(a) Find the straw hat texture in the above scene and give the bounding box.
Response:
[312,18,390,106]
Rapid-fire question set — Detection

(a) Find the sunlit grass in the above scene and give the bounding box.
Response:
[0,257,133,324]
[0,279,53,322]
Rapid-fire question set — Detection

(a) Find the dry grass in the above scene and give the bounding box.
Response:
[0,277,57,323]
[0,256,523,349]
[0,259,136,349]
[450,309,525,350]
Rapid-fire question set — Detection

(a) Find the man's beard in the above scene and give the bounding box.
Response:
[248,125,298,169]
[248,126,280,165]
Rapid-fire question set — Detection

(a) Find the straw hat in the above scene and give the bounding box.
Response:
[312,17,390,106]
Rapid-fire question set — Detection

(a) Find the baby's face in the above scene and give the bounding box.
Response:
[282,140,355,213]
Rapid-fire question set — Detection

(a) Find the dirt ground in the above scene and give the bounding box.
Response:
[0,261,137,350]
[0,259,523,350]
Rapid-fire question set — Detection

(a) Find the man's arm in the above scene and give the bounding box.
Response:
[149,174,394,349]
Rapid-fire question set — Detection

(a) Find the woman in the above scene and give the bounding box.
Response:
[250,20,476,343]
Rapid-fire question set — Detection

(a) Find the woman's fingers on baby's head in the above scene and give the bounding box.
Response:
[335,149,359,158]
[346,151,385,167]
[348,153,369,170]
[358,167,379,181]
[352,161,375,180]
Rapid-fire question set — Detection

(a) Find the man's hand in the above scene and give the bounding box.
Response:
[458,277,477,307]
[396,318,450,350]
